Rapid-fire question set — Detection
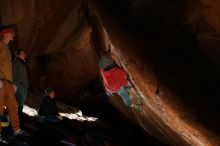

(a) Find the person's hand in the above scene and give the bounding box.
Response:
[106,91,113,96]
[12,84,17,92]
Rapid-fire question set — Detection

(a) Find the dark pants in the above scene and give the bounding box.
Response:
[18,106,24,123]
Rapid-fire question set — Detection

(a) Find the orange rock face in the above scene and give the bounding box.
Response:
[1,0,220,145]
[1,0,98,99]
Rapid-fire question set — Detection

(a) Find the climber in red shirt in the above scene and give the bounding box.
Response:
[99,53,133,107]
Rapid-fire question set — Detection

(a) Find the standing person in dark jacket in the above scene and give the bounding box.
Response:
[13,49,28,122]
[37,87,61,123]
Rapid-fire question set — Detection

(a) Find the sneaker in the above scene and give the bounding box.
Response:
[14,130,30,137]
[0,136,9,144]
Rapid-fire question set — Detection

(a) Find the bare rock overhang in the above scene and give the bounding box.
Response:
[1,0,220,145]
[87,0,220,145]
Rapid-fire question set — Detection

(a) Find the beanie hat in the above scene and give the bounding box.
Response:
[44,87,54,95]
[99,54,115,69]
[0,24,15,36]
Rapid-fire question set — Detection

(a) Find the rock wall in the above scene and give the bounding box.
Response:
[0,0,98,99]
[87,0,220,145]
[1,0,220,145]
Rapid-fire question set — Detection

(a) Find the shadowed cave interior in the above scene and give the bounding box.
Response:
[1,0,220,145]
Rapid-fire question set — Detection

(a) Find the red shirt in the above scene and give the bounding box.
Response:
[100,66,127,93]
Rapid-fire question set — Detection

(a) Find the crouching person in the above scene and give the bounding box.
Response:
[37,87,61,123]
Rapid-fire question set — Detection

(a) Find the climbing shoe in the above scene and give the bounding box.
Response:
[134,103,143,110]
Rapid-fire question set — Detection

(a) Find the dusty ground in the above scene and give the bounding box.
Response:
[0,89,168,146]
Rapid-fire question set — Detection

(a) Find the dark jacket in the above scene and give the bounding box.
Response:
[13,58,28,87]
[38,96,59,116]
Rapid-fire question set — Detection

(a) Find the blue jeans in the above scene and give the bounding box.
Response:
[117,86,133,106]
